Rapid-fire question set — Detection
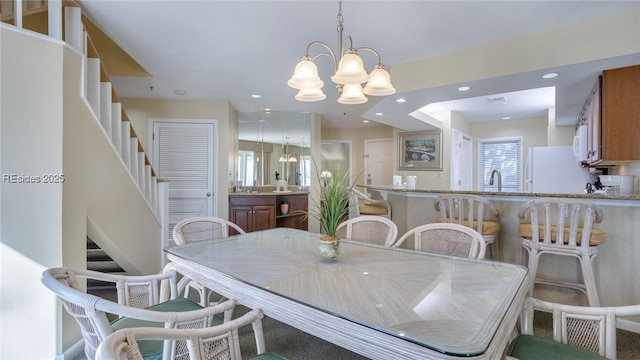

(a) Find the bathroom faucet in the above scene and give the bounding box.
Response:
[489,169,502,192]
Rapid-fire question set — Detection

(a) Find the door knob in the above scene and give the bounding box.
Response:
[206,192,211,197]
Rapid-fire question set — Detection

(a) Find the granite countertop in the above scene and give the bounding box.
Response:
[230,191,309,196]
[362,185,640,201]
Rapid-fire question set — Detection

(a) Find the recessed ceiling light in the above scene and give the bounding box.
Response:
[396,98,406,103]
[458,86,470,91]
[263,108,271,114]
[542,72,558,79]
[501,116,512,120]
[251,94,262,99]
[375,112,383,116]
[362,120,370,123]
[174,89,187,96]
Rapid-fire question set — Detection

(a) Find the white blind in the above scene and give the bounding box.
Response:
[478,137,522,192]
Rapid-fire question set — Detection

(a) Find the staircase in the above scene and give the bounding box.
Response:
[86,237,124,296]
[2,1,169,274]
[86,237,124,274]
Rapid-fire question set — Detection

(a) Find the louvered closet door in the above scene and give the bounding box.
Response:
[153,121,215,240]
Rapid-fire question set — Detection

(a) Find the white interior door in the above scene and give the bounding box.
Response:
[451,129,473,190]
[152,121,215,240]
[364,139,393,186]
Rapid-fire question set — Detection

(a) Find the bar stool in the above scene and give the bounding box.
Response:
[434,194,501,259]
[518,198,604,306]
[349,188,391,219]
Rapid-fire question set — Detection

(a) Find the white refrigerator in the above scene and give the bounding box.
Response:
[525,146,589,194]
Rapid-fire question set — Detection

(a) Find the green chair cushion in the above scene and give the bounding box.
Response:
[507,334,607,360]
[111,297,222,360]
[249,353,289,360]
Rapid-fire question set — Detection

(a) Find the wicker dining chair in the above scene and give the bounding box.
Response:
[393,223,486,259]
[173,217,246,243]
[172,217,246,306]
[336,215,398,247]
[96,308,288,360]
[41,267,236,360]
[507,297,640,360]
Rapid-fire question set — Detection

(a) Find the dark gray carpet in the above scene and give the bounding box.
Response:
[87,289,640,359]
[237,306,640,360]
[234,305,369,360]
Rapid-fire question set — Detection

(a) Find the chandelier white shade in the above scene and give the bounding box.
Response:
[279,154,298,162]
[331,52,369,84]
[338,83,367,105]
[295,87,326,102]
[363,66,396,96]
[287,58,324,90]
[288,0,395,104]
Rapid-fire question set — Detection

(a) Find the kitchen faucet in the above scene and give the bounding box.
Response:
[489,169,502,192]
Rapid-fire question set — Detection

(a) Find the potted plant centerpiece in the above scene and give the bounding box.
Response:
[305,167,360,258]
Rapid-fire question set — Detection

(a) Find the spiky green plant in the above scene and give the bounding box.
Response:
[304,165,361,240]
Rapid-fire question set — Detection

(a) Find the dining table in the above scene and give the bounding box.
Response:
[164,227,528,359]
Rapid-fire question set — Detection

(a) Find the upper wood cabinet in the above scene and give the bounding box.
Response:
[587,64,640,165]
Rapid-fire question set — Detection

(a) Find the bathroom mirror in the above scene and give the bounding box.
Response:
[238,110,311,186]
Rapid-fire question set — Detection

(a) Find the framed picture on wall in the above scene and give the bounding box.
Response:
[398,130,443,171]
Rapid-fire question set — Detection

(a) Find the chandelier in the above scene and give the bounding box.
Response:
[287,0,396,104]
[279,137,298,162]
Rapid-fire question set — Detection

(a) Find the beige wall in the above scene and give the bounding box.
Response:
[322,124,394,184]
[392,9,640,94]
[121,98,235,218]
[1,27,64,359]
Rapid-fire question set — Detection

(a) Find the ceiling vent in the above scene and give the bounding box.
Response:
[487,96,507,105]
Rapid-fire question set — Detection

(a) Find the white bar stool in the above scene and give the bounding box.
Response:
[434,194,501,259]
[518,198,604,306]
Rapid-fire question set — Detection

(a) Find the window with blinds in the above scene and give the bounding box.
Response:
[478,137,522,192]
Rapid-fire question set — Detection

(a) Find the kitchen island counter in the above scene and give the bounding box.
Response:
[362,185,640,201]
[365,186,640,326]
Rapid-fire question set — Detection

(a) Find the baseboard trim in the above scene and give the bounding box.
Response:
[57,339,84,360]
[618,319,640,333]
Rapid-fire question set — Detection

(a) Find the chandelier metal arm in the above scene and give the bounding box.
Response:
[288,0,395,103]
[305,41,338,71]
[355,46,384,66]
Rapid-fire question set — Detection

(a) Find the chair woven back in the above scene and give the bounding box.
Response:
[394,223,486,259]
[336,215,398,247]
[42,268,177,359]
[41,267,236,360]
[173,217,246,244]
[520,297,640,359]
[96,309,269,360]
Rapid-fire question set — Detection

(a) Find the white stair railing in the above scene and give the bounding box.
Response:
[5,0,168,225]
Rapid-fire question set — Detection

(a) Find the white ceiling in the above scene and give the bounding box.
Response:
[79,1,640,133]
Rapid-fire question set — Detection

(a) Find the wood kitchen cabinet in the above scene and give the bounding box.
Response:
[229,192,308,234]
[584,64,640,165]
[229,195,275,234]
